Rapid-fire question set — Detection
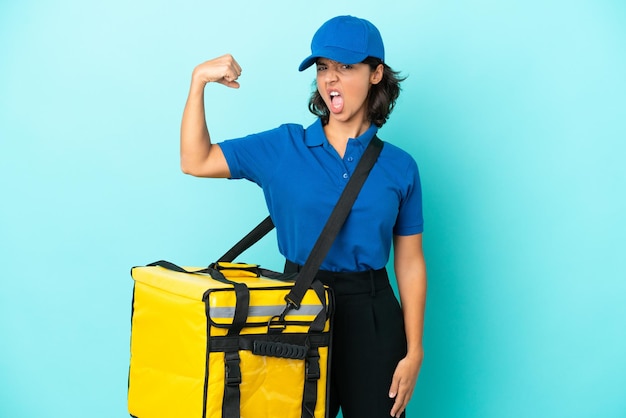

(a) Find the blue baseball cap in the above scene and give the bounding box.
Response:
[298,15,385,72]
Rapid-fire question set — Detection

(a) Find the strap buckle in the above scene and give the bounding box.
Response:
[224,352,241,386]
[267,301,297,333]
[284,295,301,311]
[305,349,321,380]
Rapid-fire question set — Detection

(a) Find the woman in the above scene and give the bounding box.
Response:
[180,15,426,418]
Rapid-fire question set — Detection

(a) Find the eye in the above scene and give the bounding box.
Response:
[316,64,327,72]
[341,64,353,70]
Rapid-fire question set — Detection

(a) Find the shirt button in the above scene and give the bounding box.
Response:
[342,173,348,179]
[347,157,354,162]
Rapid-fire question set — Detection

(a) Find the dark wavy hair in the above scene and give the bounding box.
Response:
[307,57,406,127]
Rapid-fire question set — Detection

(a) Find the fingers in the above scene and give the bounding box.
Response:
[390,390,409,418]
[388,373,400,400]
[219,55,242,86]
[220,68,241,88]
[390,386,412,417]
[192,54,243,88]
[389,367,416,417]
[388,374,406,418]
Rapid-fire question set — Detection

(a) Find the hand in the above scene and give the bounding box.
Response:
[192,54,243,89]
[389,351,423,417]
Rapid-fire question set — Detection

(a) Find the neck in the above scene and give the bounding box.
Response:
[323,118,371,157]
[326,117,370,139]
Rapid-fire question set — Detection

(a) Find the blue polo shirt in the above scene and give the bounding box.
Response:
[219,119,423,272]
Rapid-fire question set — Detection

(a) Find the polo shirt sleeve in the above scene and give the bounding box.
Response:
[393,157,424,236]
[218,124,302,186]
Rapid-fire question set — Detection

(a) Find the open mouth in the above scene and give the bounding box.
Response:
[329,91,344,113]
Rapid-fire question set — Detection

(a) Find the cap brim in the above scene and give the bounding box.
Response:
[298,55,318,72]
[298,47,369,72]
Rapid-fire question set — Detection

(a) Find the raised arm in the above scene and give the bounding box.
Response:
[180,54,242,178]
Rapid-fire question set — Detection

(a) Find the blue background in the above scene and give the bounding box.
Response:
[1,1,625,417]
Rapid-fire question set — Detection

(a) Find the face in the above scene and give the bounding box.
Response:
[315,58,383,126]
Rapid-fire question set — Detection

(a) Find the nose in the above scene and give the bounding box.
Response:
[324,67,338,83]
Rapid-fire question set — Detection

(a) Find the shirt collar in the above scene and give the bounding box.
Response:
[304,118,379,148]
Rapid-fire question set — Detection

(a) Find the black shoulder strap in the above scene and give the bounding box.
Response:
[218,216,275,263]
[284,136,383,308]
[218,136,384,309]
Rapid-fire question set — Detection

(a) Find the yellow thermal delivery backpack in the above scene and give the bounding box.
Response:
[128,257,331,418]
[127,137,383,418]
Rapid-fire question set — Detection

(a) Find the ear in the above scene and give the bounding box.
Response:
[370,63,384,85]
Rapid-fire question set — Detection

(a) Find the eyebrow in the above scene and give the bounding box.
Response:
[316,59,342,66]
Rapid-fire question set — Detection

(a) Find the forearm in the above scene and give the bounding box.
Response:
[180,75,212,175]
[393,234,427,358]
[396,261,426,358]
[179,55,242,178]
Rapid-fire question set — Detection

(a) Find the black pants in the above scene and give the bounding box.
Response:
[285,261,407,418]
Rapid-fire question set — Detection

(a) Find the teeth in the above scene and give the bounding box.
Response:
[330,91,339,97]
